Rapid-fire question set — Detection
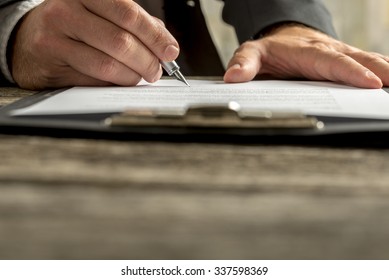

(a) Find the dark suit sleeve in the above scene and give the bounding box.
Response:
[222,0,337,43]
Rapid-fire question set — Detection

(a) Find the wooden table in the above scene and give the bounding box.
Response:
[1,87,389,260]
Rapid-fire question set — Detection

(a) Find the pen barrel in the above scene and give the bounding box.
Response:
[160,61,180,76]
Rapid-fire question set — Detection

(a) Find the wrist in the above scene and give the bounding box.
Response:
[0,0,43,84]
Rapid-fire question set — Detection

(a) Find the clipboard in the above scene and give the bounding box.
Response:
[1,86,389,146]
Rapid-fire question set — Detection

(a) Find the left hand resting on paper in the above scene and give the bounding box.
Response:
[224,24,389,89]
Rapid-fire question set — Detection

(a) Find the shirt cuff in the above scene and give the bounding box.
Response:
[0,0,44,84]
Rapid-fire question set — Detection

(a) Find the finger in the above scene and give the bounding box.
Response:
[67,10,162,83]
[81,0,179,62]
[307,50,383,89]
[14,69,112,90]
[153,16,165,27]
[46,69,114,88]
[63,74,114,87]
[14,49,114,89]
[347,51,389,86]
[58,38,143,86]
[370,52,389,62]
[224,43,262,83]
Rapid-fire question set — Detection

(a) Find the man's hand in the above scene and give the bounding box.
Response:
[11,0,179,89]
[224,24,389,88]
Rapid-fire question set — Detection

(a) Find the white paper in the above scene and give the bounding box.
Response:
[11,79,389,119]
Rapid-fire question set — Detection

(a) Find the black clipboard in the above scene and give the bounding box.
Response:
[1,87,389,146]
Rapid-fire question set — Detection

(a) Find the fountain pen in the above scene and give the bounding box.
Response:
[160,61,190,86]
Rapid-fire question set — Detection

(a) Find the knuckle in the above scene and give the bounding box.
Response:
[233,50,247,60]
[327,53,351,77]
[119,1,141,27]
[97,56,118,80]
[347,50,385,65]
[305,44,329,54]
[366,53,384,64]
[151,25,165,43]
[303,44,333,64]
[111,31,134,56]
[146,20,173,50]
[242,41,259,51]
[241,41,255,49]
[310,40,333,51]
[232,48,255,63]
[144,22,167,49]
[333,53,351,63]
[143,57,160,79]
[145,22,174,56]
[233,41,261,57]
[153,16,165,27]
[40,0,69,25]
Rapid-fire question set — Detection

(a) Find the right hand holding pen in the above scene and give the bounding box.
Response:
[10,0,180,89]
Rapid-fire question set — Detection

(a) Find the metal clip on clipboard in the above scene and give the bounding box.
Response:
[105,102,324,130]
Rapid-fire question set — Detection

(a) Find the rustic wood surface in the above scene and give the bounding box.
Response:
[1,87,389,260]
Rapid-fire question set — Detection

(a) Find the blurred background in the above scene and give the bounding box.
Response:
[200,0,389,67]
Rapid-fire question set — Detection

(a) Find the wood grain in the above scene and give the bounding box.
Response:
[0,87,36,106]
[1,88,389,260]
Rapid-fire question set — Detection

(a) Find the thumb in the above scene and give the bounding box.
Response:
[224,43,262,83]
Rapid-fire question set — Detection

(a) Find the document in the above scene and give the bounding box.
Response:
[12,79,389,119]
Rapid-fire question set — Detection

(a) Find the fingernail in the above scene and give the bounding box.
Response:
[225,64,243,83]
[229,64,242,71]
[366,71,379,80]
[365,71,383,88]
[164,45,179,61]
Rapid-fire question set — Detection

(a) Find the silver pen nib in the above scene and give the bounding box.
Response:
[173,70,190,87]
[160,60,190,87]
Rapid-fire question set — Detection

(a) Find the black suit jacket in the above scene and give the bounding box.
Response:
[0,0,18,7]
